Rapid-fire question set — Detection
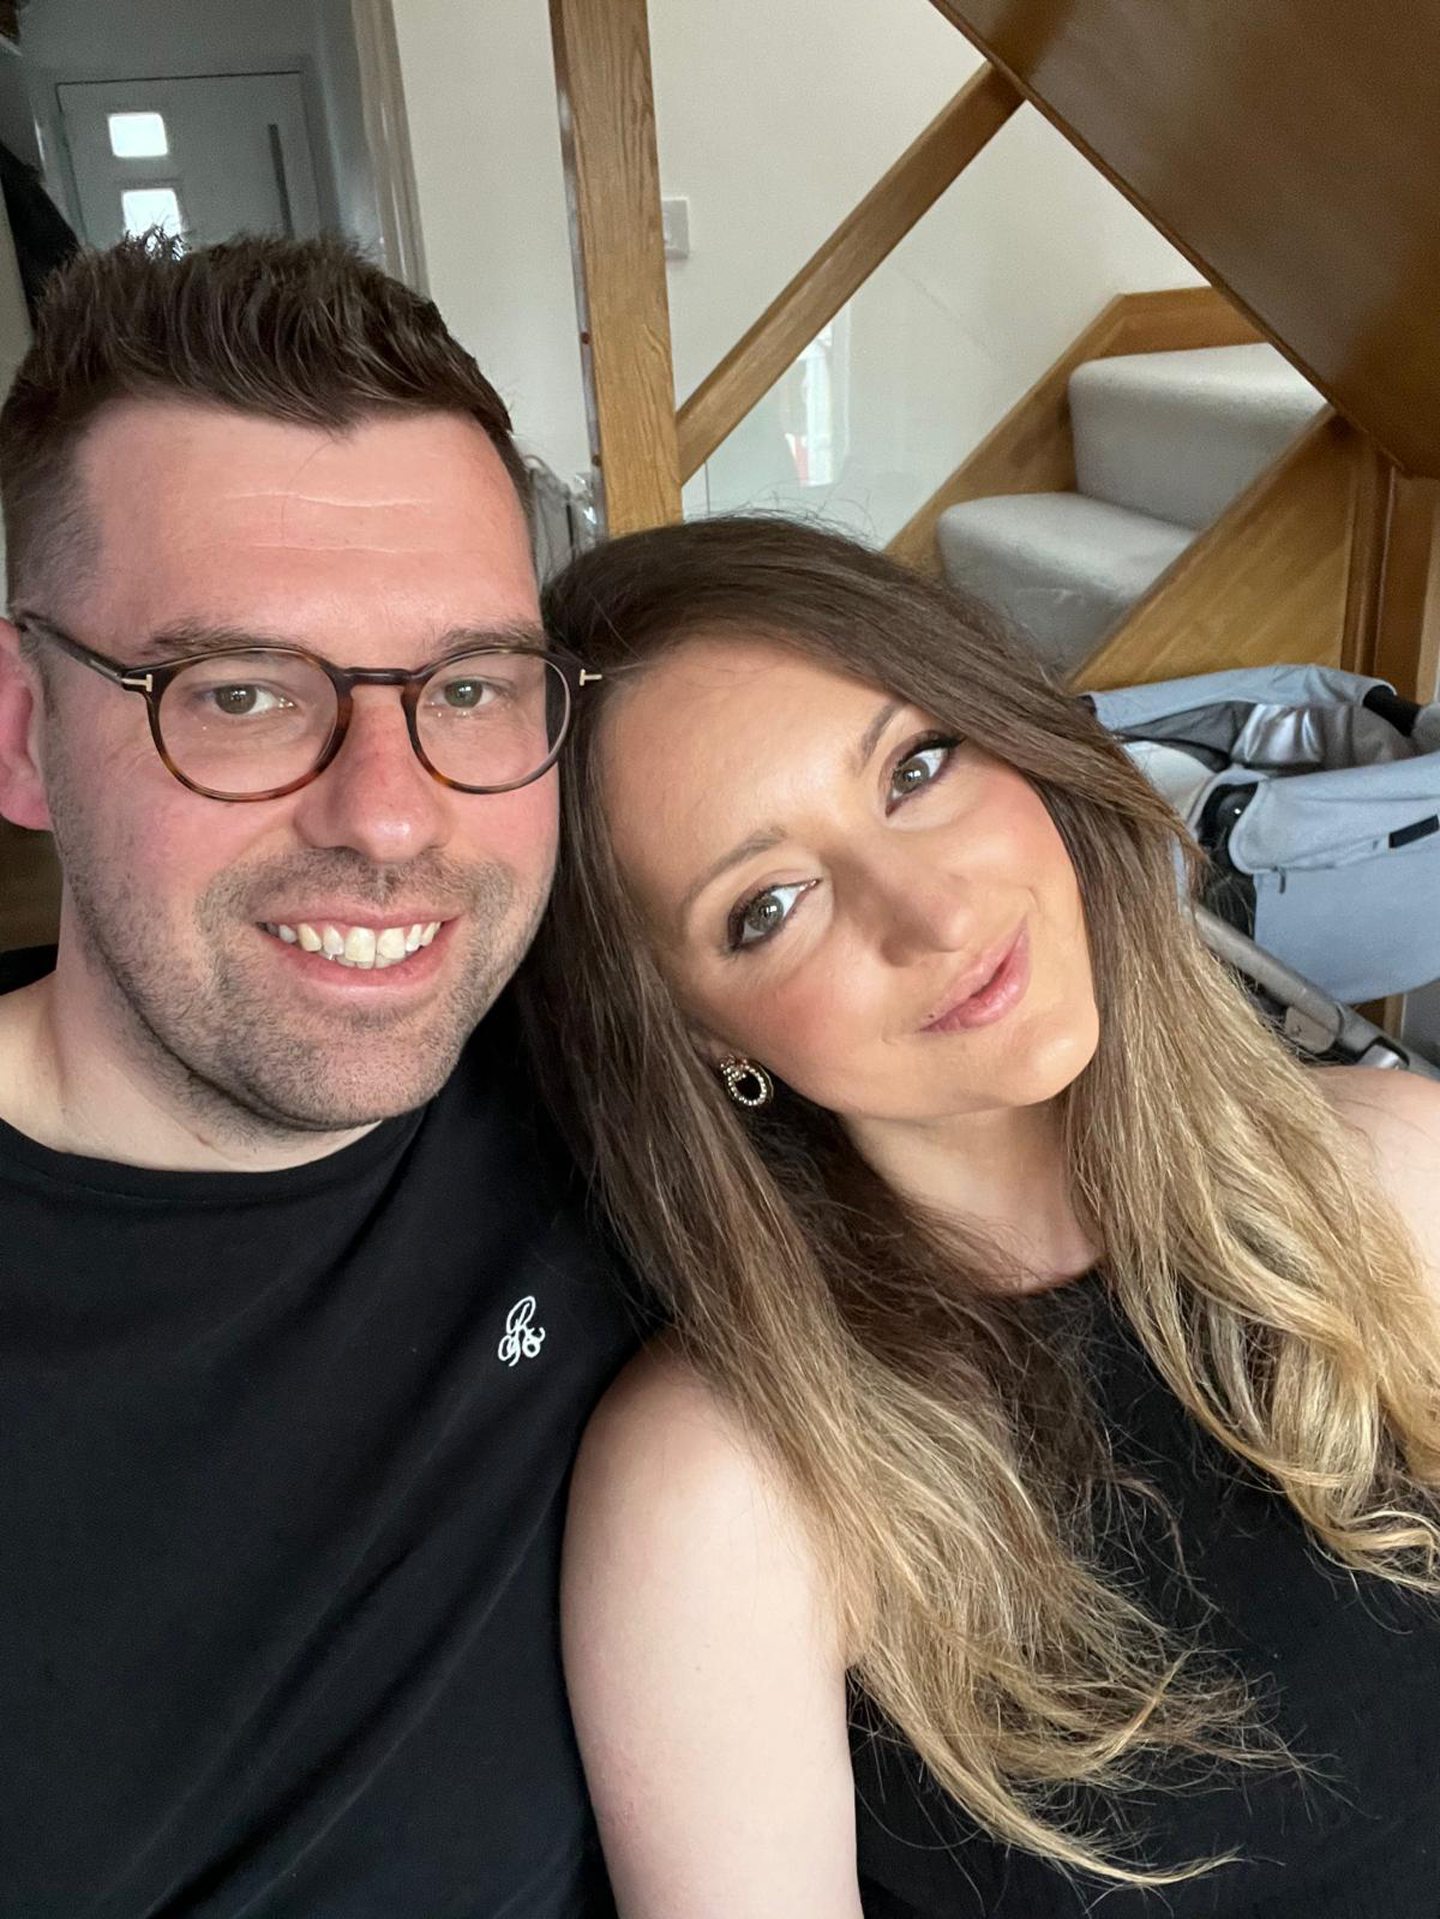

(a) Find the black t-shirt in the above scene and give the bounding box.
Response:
[853,1273,1440,1917]
[0,950,642,1917]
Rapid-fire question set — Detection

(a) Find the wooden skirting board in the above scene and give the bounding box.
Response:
[887,284,1262,576]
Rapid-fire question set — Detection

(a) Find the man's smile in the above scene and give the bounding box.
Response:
[259,917,445,969]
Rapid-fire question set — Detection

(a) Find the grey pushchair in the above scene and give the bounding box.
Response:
[1089,665,1440,1082]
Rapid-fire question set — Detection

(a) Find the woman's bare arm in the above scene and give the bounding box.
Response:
[562,1344,864,1919]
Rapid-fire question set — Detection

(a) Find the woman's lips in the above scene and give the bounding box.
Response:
[921,927,1031,1034]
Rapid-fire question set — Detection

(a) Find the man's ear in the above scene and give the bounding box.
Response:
[0,619,54,832]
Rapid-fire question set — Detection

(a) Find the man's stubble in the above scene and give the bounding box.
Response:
[43,734,550,1141]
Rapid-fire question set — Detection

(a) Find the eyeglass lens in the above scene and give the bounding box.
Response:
[155,650,569,796]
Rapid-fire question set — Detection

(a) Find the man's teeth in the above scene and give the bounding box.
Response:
[262,920,442,969]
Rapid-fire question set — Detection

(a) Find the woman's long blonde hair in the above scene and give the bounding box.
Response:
[524,516,1440,1884]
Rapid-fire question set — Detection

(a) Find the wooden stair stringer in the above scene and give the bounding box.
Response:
[1074,410,1361,691]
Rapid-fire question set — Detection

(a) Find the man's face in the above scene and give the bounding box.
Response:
[10,399,554,1132]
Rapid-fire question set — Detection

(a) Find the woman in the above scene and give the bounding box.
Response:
[524,516,1440,1915]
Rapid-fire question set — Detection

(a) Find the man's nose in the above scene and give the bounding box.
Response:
[289,687,450,864]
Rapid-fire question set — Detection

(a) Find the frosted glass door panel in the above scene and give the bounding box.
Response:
[59,74,322,250]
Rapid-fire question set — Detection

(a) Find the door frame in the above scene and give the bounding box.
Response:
[350,0,428,292]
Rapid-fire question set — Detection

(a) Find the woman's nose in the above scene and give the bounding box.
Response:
[857,847,981,964]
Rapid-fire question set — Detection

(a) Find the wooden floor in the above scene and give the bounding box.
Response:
[1,818,60,953]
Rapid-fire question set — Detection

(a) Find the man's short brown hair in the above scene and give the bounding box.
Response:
[0,233,531,610]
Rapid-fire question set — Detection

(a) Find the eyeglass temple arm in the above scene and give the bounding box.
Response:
[14,617,145,689]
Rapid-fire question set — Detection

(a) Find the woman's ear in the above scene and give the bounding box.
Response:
[692,1043,735,1089]
[687,1020,752,1077]
[692,1032,729,1070]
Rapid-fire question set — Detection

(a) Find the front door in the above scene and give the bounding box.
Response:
[57,72,323,250]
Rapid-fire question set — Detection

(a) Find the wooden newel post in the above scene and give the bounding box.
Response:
[550,0,682,536]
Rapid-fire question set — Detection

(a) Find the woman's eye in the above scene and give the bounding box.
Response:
[888,735,960,807]
[727,881,812,952]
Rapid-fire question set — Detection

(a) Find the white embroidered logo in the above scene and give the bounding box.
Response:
[498,1295,547,1367]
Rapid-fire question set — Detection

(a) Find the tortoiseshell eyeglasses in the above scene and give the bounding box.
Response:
[15,614,600,803]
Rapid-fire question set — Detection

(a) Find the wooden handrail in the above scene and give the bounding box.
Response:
[676,63,1020,484]
[551,0,681,534]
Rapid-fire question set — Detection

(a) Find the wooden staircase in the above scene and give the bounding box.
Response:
[549,0,1440,707]
[925,0,1440,482]
[923,0,1440,702]
[889,286,1375,691]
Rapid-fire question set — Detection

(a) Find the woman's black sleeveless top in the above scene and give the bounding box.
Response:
[852,1274,1440,1918]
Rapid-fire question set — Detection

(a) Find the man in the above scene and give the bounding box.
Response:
[0,236,638,1915]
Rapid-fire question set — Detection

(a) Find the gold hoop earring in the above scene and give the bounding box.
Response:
[718,1056,774,1109]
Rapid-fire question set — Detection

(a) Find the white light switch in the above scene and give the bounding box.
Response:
[662,196,690,261]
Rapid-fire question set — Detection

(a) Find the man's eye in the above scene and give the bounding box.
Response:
[431,677,496,711]
[888,735,960,806]
[727,881,812,951]
[202,684,291,718]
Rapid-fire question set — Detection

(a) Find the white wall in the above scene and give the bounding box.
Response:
[19,0,380,246]
[391,0,593,485]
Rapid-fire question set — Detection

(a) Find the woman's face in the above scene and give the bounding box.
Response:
[599,636,1100,1128]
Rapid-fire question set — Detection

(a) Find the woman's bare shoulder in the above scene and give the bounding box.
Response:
[576,1336,760,1488]
[1315,1062,1440,1161]
[1314,1064,1440,1294]
[568,1335,821,1591]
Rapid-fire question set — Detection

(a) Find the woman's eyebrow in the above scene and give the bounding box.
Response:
[676,699,906,926]
[678,828,786,922]
[852,698,903,774]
